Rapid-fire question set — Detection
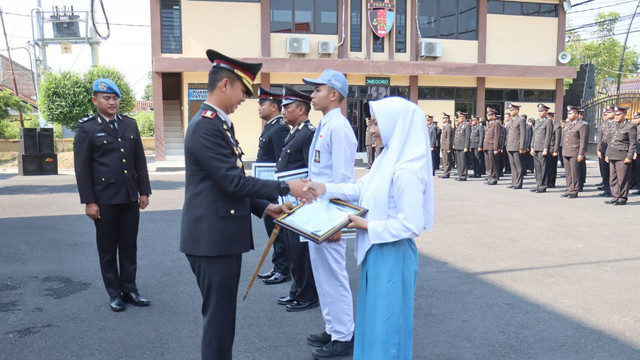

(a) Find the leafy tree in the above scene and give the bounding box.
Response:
[142,72,153,101]
[0,89,32,139]
[132,111,155,137]
[565,12,640,91]
[38,66,135,130]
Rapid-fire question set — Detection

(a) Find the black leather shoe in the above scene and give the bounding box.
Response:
[123,291,150,306]
[513,186,522,189]
[307,331,332,347]
[286,299,319,312]
[277,295,295,305]
[595,181,604,186]
[258,268,277,279]
[599,191,612,197]
[548,184,556,188]
[530,188,539,192]
[604,199,617,204]
[487,181,497,185]
[614,200,627,206]
[439,175,450,179]
[535,188,546,193]
[561,193,569,197]
[312,339,354,359]
[507,185,514,189]
[262,272,291,285]
[456,177,467,181]
[597,185,605,190]
[110,296,125,312]
[568,194,578,199]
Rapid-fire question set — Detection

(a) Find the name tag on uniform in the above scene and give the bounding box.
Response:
[95,132,107,137]
[314,150,321,163]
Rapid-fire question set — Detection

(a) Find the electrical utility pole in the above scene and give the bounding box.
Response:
[0,7,25,127]
[616,0,640,104]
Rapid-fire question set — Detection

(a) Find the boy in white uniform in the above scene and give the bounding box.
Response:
[302,70,357,359]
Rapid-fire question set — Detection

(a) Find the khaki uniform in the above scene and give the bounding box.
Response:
[531,117,553,190]
[506,115,527,188]
[440,123,454,177]
[561,120,588,196]
[605,120,637,203]
[483,120,502,183]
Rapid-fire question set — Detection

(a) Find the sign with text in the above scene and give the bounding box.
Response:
[366,77,390,86]
[188,89,207,101]
[368,1,395,38]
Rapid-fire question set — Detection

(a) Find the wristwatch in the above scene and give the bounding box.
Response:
[279,181,290,196]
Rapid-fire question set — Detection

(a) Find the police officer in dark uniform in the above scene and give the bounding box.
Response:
[561,106,588,198]
[73,78,152,312]
[530,104,553,193]
[469,115,485,178]
[597,106,615,196]
[453,111,471,181]
[505,104,527,189]
[604,106,637,205]
[255,87,293,285]
[439,113,454,178]
[483,108,501,185]
[180,50,306,360]
[547,111,562,188]
[427,115,438,176]
[274,85,320,312]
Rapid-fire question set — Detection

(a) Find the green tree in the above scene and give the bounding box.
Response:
[38,66,135,130]
[132,110,155,137]
[142,72,153,101]
[0,89,32,139]
[565,12,640,91]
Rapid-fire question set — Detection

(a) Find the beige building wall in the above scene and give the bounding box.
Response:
[486,77,556,89]
[418,76,477,87]
[418,100,456,119]
[486,14,558,66]
[180,1,261,58]
[516,102,556,119]
[419,39,478,63]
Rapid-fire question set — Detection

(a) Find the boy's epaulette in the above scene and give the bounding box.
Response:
[78,115,96,124]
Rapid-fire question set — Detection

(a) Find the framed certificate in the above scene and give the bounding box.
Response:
[274,199,368,244]
[275,168,308,206]
[251,162,277,180]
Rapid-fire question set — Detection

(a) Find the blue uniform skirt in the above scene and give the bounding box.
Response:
[353,238,418,360]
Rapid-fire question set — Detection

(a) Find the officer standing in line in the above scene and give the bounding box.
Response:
[577,109,590,191]
[469,115,485,178]
[427,115,438,176]
[561,106,588,199]
[530,104,553,193]
[604,106,637,205]
[439,113,454,179]
[483,108,501,185]
[596,106,615,196]
[524,116,534,174]
[434,121,442,171]
[255,87,293,285]
[453,111,471,181]
[501,113,510,176]
[505,104,527,189]
[547,111,562,188]
[274,85,319,312]
[74,78,152,312]
[180,50,306,360]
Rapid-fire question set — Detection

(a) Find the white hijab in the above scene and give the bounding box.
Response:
[362,96,434,235]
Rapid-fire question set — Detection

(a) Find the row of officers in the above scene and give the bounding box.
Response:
[427,104,640,205]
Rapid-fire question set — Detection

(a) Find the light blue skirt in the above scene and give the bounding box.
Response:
[353,238,418,360]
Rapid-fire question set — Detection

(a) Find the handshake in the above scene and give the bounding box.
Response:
[266,179,327,218]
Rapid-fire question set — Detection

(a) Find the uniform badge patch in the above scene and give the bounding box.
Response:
[202,110,216,119]
[314,150,321,163]
[95,132,107,137]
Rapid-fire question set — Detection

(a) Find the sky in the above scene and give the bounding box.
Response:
[0,0,151,98]
[0,0,638,101]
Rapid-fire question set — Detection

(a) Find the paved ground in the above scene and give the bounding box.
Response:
[1,162,640,359]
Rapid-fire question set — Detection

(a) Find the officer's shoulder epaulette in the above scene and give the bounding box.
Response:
[201,110,217,119]
[119,114,136,121]
[306,123,316,131]
[581,120,588,125]
[78,115,96,124]
[277,118,287,126]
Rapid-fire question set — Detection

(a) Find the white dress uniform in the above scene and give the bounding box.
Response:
[306,107,357,342]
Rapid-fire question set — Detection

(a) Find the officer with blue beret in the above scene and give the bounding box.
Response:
[73,78,152,311]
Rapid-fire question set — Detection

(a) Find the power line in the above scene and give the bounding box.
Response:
[568,0,636,13]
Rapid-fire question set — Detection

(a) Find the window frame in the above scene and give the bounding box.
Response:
[160,0,182,54]
[418,0,478,41]
[270,0,338,35]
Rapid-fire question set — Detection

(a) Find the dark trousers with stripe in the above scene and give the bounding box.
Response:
[94,201,139,297]
[533,151,549,189]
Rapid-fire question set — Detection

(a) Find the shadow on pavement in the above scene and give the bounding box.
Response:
[0,179,184,195]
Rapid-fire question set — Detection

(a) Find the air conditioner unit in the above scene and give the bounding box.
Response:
[318,40,335,55]
[419,40,443,57]
[286,37,310,54]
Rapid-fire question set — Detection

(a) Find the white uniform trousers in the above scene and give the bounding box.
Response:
[308,237,354,341]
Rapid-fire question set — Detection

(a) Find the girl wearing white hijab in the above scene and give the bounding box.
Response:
[303,96,434,359]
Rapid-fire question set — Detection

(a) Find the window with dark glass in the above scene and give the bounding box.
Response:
[418,0,478,40]
[188,0,259,2]
[161,0,182,54]
[487,1,558,17]
[395,0,407,53]
[350,0,362,52]
[484,89,556,102]
[417,87,476,100]
[270,0,338,34]
[373,34,384,53]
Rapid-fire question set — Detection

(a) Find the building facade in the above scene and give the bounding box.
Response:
[150,0,576,161]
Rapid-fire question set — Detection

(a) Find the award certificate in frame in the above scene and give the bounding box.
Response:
[274,199,368,244]
[251,162,277,180]
[275,168,308,206]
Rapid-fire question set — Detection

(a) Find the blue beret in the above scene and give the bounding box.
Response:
[93,78,121,97]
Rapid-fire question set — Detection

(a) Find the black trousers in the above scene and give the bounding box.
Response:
[633,155,640,188]
[455,149,468,179]
[94,201,139,297]
[507,151,524,187]
[533,152,549,189]
[264,215,290,275]
[599,156,611,190]
[430,150,438,175]
[284,229,318,302]
[471,148,483,176]
[548,155,559,186]
[187,253,242,360]
[579,159,587,188]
